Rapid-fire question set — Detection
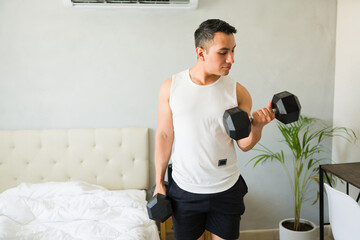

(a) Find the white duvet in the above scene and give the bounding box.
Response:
[0,181,160,240]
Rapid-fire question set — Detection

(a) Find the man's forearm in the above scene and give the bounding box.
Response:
[236,124,263,152]
[154,131,173,184]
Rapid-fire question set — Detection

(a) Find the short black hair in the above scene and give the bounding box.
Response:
[194,19,237,50]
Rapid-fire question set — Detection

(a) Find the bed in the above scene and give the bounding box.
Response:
[0,128,160,240]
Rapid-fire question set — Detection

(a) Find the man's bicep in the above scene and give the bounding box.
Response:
[157,79,174,137]
[236,82,252,115]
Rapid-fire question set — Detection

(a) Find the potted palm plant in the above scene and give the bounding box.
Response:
[249,115,356,240]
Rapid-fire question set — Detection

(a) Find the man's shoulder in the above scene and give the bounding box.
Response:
[165,69,189,88]
[236,82,252,107]
[235,81,247,92]
[160,78,172,92]
[172,69,189,79]
[219,74,237,86]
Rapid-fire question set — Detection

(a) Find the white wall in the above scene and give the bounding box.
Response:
[0,0,337,230]
[332,0,360,197]
[333,0,360,163]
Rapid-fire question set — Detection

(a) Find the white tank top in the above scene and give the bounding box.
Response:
[169,69,240,194]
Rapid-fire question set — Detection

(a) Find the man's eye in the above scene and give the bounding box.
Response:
[219,52,227,55]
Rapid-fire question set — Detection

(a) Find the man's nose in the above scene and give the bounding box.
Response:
[227,52,234,64]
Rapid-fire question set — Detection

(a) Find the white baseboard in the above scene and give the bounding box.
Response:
[163,225,334,240]
[239,225,334,240]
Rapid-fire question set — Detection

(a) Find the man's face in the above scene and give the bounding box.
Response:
[202,32,236,76]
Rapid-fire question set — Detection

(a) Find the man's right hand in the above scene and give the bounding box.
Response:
[153,182,167,197]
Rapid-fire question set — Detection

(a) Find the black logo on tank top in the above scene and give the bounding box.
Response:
[218,159,227,166]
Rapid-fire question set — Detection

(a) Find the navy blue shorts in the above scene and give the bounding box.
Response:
[167,175,248,240]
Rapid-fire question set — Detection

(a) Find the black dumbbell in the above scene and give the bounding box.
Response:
[223,91,301,140]
[146,182,172,223]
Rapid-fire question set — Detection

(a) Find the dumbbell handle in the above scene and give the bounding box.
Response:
[249,108,278,122]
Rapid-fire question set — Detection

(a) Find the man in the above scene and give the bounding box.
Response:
[153,19,274,240]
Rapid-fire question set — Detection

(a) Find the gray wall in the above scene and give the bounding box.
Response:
[0,0,337,230]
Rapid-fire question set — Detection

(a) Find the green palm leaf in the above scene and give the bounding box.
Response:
[249,115,357,231]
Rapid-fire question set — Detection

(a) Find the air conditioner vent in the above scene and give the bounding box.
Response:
[64,0,198,9]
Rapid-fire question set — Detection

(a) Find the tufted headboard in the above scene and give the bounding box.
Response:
[0,128,149,193]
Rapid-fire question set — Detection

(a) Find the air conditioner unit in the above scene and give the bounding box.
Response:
[63,0,198,9]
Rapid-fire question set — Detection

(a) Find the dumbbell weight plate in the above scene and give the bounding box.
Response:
[272,91,301,124]
[147,181,172,222]
[147,193,172,222]
[223,107,251,140]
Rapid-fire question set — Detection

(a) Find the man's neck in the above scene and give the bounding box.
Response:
[189,63,221,86]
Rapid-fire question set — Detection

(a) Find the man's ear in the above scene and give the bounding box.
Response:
[196,47,205,61]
